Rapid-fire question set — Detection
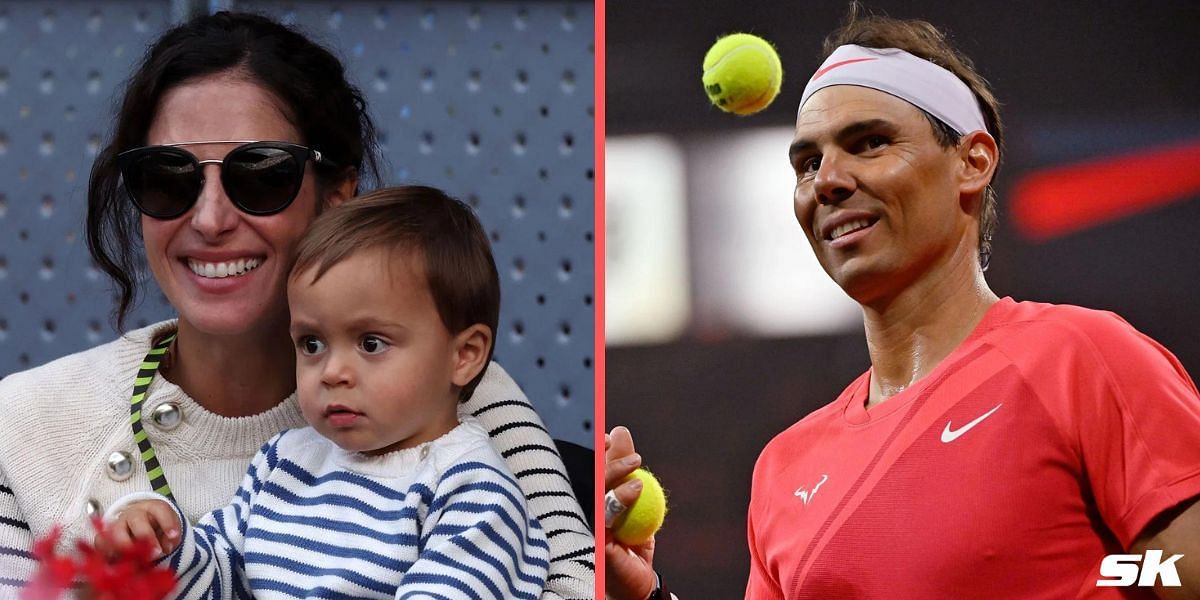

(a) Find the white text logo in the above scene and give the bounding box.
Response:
[1096,550,1183,587]
[794,474,828,505]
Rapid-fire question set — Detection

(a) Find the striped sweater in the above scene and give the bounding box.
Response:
[0,321,594,599]
[108,418,549,599]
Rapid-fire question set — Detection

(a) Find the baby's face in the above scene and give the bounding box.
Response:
[287,248,461,455]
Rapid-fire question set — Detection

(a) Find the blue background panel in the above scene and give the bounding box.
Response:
[0,0,594,447]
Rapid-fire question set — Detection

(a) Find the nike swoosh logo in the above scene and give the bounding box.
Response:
[940,403,1003,443]
[810,57,879,81]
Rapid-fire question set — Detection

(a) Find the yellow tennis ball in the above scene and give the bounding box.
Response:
[612,468,668,546]
[702,33,783,116]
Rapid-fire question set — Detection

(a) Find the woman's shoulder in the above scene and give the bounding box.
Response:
[0,322,178,518]
[473,361,521,398]
[0,320,175,414]
[462,361,541,418]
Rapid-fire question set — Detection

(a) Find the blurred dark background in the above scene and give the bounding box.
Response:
[606,1,1200,597]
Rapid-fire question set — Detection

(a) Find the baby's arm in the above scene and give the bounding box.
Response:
[98,489,248,600]
[395,457,550,600]
[100,433,285,600]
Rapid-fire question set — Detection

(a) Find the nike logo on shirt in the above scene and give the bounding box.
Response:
[940,403,1003,443]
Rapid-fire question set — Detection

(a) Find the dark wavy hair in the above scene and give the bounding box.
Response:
[824,3,1005,270]
[86,11,383,330]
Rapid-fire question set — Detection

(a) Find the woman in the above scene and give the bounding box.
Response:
[0,12,592,598]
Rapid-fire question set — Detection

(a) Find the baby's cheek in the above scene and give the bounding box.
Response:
[295,373,322,408]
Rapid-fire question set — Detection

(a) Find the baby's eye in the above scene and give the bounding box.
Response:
[360,335,389,354]
[299,336,325,355]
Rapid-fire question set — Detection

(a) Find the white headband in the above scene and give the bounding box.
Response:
[799,44,986,136]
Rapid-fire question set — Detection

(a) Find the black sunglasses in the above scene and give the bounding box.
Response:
[117,141,337,220]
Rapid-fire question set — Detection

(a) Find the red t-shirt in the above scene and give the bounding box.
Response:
[746,298,1200,599]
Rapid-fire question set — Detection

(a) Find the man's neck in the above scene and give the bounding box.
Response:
[860,244,998,409]
[163,317,297,417]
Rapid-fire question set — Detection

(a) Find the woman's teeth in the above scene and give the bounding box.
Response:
[187,258,261,279]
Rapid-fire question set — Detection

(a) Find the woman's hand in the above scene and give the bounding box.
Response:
[605,426,658,600]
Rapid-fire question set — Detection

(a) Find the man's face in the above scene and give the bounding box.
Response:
[790,85,975,304]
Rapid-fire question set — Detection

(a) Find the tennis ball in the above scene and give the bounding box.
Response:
[702,33,783,116]
[612,468,668,546]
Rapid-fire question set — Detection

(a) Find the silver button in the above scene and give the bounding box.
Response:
[106,451,133,481]
[86,498,102,517]
[420,446,430,460]
[151,402,182,430]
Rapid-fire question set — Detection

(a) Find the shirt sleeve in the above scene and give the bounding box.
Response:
[166,434,284,600]
[1065,312,1200,548]
[0,466,35,592]
[461,362,594,599]
[745,454,784,600]
[394,458,550,600]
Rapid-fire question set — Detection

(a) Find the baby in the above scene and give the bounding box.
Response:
[98,186,549,599]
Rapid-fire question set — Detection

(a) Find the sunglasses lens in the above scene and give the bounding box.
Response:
[224,146,303,215]
[124,151,199,218]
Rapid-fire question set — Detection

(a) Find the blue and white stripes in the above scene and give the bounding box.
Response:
[0,325,591,599]
[141,420,549,599]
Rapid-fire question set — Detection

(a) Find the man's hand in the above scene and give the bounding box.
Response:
[605,426,658,600]
[1130,497,1200,600]
[95,499,181,559]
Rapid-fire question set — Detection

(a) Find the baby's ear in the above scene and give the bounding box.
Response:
[451,324,492,387]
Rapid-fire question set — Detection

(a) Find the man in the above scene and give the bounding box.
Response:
[605,8,1200,600]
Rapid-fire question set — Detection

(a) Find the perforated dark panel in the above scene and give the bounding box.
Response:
[0,1,594,446]
[0,0,174,361]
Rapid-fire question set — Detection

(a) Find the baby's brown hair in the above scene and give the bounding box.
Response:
[292,186,500,400]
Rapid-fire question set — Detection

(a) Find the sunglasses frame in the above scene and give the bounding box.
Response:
[117,140,335,220]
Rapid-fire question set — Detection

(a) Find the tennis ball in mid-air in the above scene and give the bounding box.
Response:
[702,33,783,116]
[612,468,668,546]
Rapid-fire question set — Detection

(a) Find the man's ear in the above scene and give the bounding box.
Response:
[451,324,493,388]
[957,130,998,197]
[323,169,360,209]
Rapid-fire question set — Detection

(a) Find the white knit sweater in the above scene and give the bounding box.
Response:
[0,321,593,599]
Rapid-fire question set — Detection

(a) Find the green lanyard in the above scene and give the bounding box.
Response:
[129,332,177,501]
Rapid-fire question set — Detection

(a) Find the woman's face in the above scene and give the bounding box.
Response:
[141,74,337,337]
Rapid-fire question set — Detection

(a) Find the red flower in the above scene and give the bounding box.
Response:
[21,518,175,600]
[22,527,76,600]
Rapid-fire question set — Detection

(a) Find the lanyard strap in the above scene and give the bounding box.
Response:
[129,332,177,501]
